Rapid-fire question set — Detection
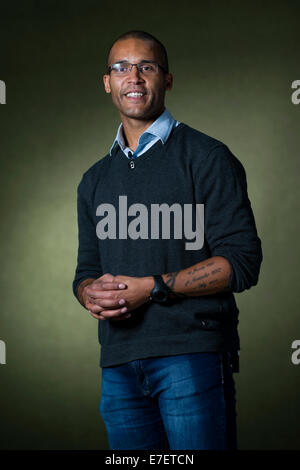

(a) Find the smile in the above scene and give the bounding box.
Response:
[125,92,146,100]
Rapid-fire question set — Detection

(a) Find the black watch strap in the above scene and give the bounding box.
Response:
[149,275,173,303]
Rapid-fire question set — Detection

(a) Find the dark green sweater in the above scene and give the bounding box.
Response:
[72,122,263,370]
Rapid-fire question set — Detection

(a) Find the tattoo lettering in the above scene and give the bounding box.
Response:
[211,267,221,275]
[192,273,209,282]
[187,266,205,275]
[166,261,225,298]
[197,283,207,289]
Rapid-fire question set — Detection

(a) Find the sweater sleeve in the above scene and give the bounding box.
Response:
[197,144,263,293]
[72,176,103,302]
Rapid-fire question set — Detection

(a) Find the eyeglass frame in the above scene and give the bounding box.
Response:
[107,60,168,75]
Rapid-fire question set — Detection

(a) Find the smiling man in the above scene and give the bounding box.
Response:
[72,30,263,450]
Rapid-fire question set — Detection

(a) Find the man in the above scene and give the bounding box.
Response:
[72,30,263,450]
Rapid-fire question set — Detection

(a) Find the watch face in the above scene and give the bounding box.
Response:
[152,290,168,302]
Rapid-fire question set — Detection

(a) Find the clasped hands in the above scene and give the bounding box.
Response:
[83,273,154,321]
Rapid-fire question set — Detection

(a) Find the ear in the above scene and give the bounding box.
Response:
[103,74,111,94]
[164,73,173,91]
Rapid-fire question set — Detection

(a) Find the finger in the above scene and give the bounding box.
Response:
[86,301,109,316]
[88,309,131,321]
[88,301,128,316]
[86,299,101,310]
[86,290,125,301]
[87,282,126,296]
[90,298,127,308]
[86,299,123,313]
[88,310,107,320]
[99,281,127,290]
[86,300,131,319]
[95,306,129,318]
[85,286,126,298]
[99,273,114,280]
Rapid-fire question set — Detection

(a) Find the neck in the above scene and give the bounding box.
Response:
[120,107,165,151]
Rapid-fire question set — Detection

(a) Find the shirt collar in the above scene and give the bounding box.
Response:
[109,107,177,156]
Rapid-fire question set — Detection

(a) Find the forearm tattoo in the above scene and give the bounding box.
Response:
[165,271,188,298]
[165,260,229,297]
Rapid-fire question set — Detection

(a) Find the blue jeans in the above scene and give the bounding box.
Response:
[99,352,237,450]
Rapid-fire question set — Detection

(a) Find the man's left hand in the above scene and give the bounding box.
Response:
[86,274,154,319]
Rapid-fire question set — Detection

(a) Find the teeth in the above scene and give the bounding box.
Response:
[126,92,144,97]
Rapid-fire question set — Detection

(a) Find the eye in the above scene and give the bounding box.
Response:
[141,63,156,73]
[114,63,130,73]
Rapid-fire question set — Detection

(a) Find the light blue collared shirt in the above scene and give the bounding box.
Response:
[109,107,180,159]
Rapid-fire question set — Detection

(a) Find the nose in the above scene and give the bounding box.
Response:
[127,65,144,82]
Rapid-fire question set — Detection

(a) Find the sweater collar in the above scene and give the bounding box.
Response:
[109,107,177,156]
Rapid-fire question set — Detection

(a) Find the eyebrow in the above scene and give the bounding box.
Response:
[113,59,157,64]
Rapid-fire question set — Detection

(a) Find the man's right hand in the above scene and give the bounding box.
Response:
[77,274,130,322]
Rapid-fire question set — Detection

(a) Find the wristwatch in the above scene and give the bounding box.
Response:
[149,275,173,303]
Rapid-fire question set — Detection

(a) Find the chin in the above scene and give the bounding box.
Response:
[123,109,151,119]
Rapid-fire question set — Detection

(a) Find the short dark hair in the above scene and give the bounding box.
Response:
[106,30,169,74]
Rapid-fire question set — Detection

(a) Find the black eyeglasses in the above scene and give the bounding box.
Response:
[107,60,167,75]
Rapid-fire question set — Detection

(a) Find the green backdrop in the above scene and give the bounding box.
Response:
[0,0,299,450]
